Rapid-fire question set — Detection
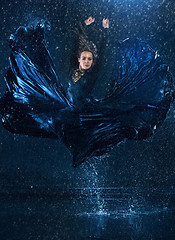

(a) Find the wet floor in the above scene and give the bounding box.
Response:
[0,186,175,240]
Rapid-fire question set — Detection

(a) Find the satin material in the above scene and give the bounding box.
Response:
[0,21,174,167]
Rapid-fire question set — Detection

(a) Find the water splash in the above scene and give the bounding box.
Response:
[81,159,108,215]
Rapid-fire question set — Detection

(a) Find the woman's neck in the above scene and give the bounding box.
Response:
[78,66,86,72]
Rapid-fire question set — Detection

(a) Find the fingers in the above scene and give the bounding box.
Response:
[84,17,109,28]
[85,17,95,25]
[89,17,95,22]
[103,18,109,24]
[102,18,109,28]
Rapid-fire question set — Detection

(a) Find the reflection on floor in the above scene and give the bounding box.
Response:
[0,186,175,240]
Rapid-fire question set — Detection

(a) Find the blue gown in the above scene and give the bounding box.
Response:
[0,20,174,167]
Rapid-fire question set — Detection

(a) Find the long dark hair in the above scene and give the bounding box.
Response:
[70,23,98,69]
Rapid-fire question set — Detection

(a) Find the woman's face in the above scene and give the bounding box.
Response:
[78,51,93,71]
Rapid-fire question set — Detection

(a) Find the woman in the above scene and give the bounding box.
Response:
[67,17,109,108]
[0,18,173,167]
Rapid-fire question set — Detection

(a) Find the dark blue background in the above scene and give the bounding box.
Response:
[0,0,175,192]
[1,1,175,239]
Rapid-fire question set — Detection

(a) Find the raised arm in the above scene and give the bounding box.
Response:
[68,17,109,72]
[92,18,109,74]
[68,17,96,70]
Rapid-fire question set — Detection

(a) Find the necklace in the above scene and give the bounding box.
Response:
[72,69,85,84]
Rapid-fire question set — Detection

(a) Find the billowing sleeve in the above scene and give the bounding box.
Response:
[64,38,174,167]
[0,21,73,138]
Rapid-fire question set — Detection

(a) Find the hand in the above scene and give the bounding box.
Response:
[102,18,109,28]
[84,17,95,26]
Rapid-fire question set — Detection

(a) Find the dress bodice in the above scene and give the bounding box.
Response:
[67,68,96,108]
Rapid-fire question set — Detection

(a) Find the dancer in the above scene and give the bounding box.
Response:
[0,18,173,167]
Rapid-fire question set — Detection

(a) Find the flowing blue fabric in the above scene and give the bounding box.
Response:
[0,21,174,167]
